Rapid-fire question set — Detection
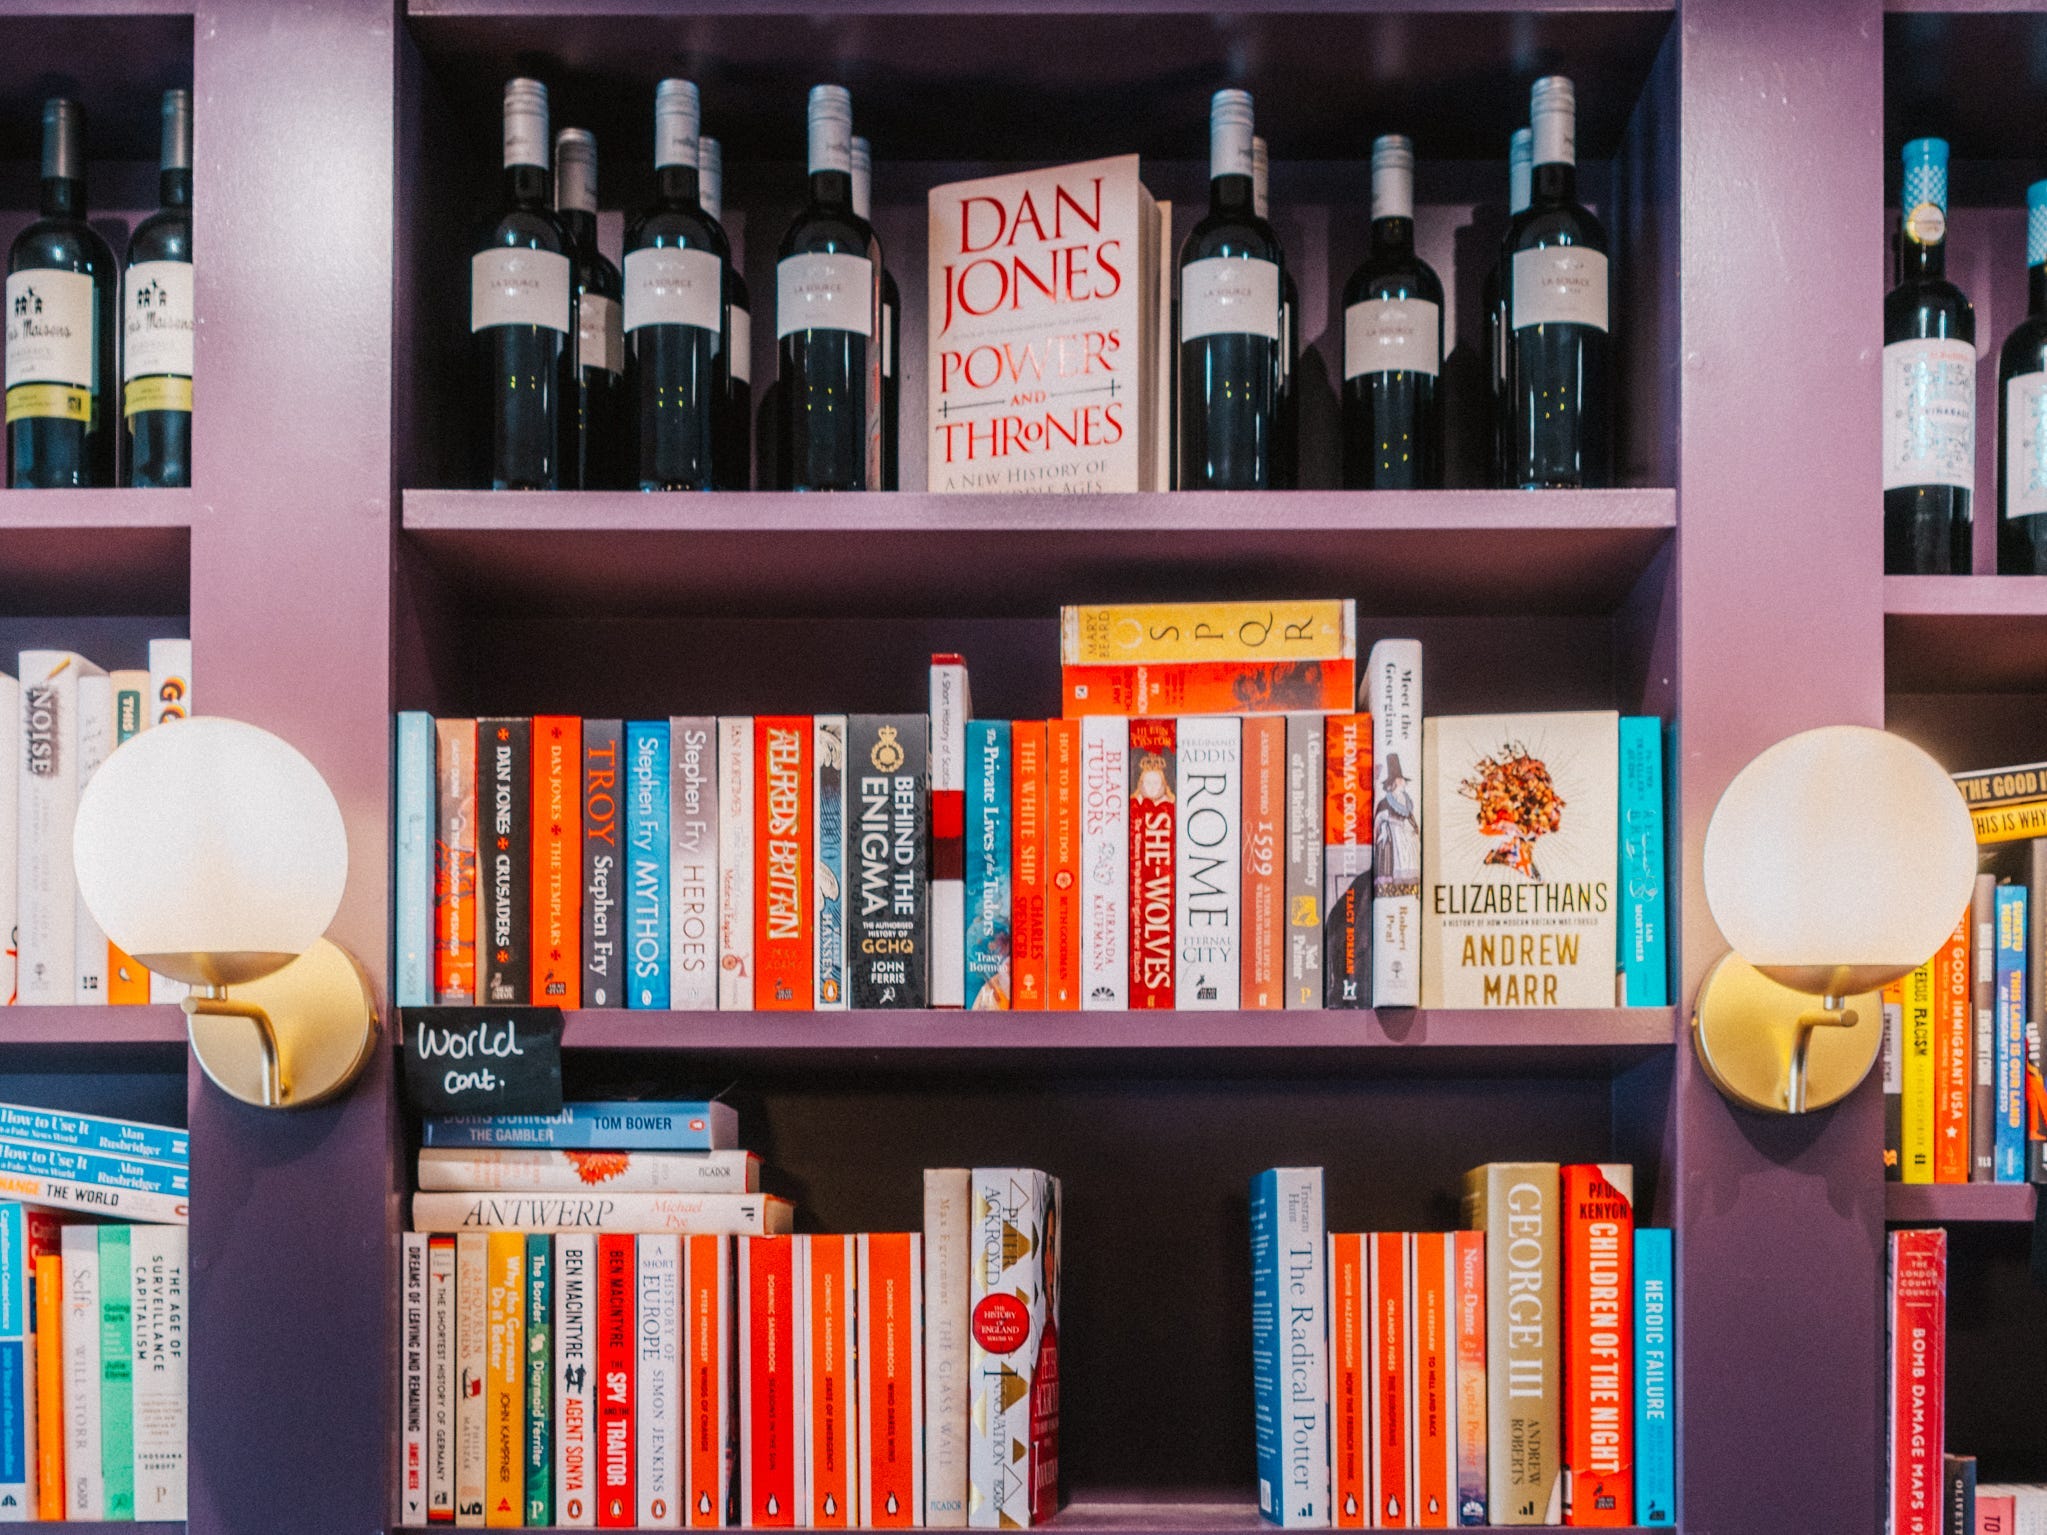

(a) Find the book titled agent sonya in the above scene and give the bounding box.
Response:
[1421,711,1620,1009]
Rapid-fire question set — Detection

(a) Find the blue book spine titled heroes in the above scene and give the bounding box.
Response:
[1618,716,1668,1007]
[627,721,671,1009]
[421,1100,737,1150]
[1997,885,2029,1182]
[1249,1166,1327,1528]
[0,1103,187,1167]
[0,1138,188,1197]
[964,720,1012,1011]
[396,711,436,1008]
[1634,1227,1675,1525]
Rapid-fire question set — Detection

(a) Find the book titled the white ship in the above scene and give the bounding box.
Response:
[418,1148,761,1193]
[411,1191,793,1235]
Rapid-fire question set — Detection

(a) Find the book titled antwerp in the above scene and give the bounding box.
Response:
[412,1192,792,1236]
[1887,1228,1946,1535]
[1560,1165,1633,1527]
[849,716,930,1009]
[532,715,583,1007]
[1462,1162,1561,1526]
[1422,713,1620,1009]
[927,156,1160,493]
[755,717,814,1010]
[968,1168,1060,1528]
[1059,599,1356,718]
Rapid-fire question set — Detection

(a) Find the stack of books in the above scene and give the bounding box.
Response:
[0,1100,189,1521]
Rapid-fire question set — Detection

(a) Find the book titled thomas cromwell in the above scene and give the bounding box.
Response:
[928,156,1161,492]
[1421,712,1619,1009]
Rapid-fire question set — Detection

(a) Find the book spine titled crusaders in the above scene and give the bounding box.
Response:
[1561,1165,1633,1527]
[480,718,532,1007]
[1462,1162,1561,1526]
[1888,1228,1946,1535]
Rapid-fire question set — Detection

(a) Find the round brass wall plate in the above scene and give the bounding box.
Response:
[186,937,378,1109]
[1691,952,1883,1114]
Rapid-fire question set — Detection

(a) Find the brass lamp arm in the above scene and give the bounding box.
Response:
[182,987,286,1106]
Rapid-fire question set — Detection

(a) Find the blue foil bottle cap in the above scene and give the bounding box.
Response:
[1902,137,1950,244]
[2028,179,2047,268]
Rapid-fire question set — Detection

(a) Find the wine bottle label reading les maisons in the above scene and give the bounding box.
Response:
[2008,372,2047,518]
[1180,256,1280,342]
[123,261,194,415]
[5,268,94,423]
[470,248,570,334]
[777,253,873,338]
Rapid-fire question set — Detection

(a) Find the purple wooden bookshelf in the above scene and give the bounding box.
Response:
[1887,1183,2040,1224]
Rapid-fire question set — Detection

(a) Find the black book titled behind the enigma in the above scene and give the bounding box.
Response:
[582,719,624,1008]
[848,715,929,1009]
[479,716,531,1005]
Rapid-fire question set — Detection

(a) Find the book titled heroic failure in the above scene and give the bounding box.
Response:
[848,716,930,1009]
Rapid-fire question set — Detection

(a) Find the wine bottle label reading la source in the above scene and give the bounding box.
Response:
[4,269,94,423]
[622,247,721,334]
[2008,372,2047,518]
[1882,337,1975,493]
[578,293,622,377]
[776,253,873,339]
[1344,297,1440,380]
[122,261,194,390]
[1511,247,1609,332]
[471,248,570,334]
[1180,256,1280,343]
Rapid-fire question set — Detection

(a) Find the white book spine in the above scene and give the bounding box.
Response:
[670,718,719,1012]
[400,1232,428,1524]
[638,1234,683,1527]
[815,716,849,1011]
[59,1223,101,1519]
[922,1169,970,1527]
[71,673,112,1004]
[2,1179,185,1224]
[456,1231,489,1526]
[128,1225,187,1521]
[1079,715,1129,1009]
[17,653,95,1005]
[554,1233,596,1527]
[930,660,970,1008]
[1367,640,1423,1008]
[717,718,754,1010]
[419,1148,760,1193]
[0,675,14,1007]
[145,638,190,1004]
[1175,715,1241,1009]
[428,1236,457,1523]
[412,1191,789,1236]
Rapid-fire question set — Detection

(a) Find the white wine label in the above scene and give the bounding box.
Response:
[883,302,894,378]
[1344,296,1441,380]
[579,292,622,377]
[1512,245,1609,332]
[1180,255,1280,343]
[2008,372,2047,518]
[122,261,194,383]
[5,268,94,389]
[623,246,722,334]
[1280,300,1293,383]
[730,305,752,385]
[470,247,570,334]
[776,252,873,339]
[1883,336,1975,493]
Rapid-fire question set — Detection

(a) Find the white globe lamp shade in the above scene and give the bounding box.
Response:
[72,716,348,987]
[1702,725,1977,996]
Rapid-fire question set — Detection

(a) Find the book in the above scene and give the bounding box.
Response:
[69,672,111,1003]
[1887,1228,1945,1535]
[1935,908,1971,1183]
[525,1234,553,1526]
[0,1176,184,1225]
[1973,874,1997,1180]
[59,1223,101,1520]
[1884,980,1904,1180]
[754,716,814,1010]
[668,717,718,1012]
[597,1233,635,1529]
[967,1169,1059,1528]
[554,1233,595,1528]
[0,1102,187,1166]
[637,1234,682,1528]
[0,1138,187,1197]
[803,1235,856,1526]
[1561,1164,1632,1527]
[740,1234,800,1527]
[628,720,672,1010]
[1324,713,1371,1009]
[1012,720,1048,1010]
[1062,659,1356,720]
[403,1230,429,1524]
[930,657,972,1009]
[0,1204,35,1518]
[1079,715,1129,1010]
[1632,1229,1673,1526]
[1328,1232,1368,1528]
[436,717,481,1005]
[923,1169,971,1529]
[848,716,931,1010]
[397,712,437,1008]
[2031,841,2047,1184]
[718,718,754,1011]
[420,1149,761,1193]
[1251,1168,1326,1528]
[128,1225,185,1520]
[1061,600,1354,667]
[1368,640,1424,1009]
[1462,1162,1561,1525]
[814,716,849,1011]
[1949,1457,1978,1535]
[32,1252,57,1520]
[1904,959,1937,1183]
[685,1234,732,1529]
[1286,713,1325,1010]
[966,720,1013,1010]
[857,1232,922,1527]
[1997,885,2028,1182]
[1128,718,1176,1010]
[430,1233,457,1524]
[1952,758,2047,842]
[480,717,533,1007]
[1243,714,1285,1010]
[1453,1230,1487,1526]
[423,1102,739,1151]
[144,639,190,1008]
[485,1230,525,1526]
[0,673,12,1004]
[1616,716,1666,1008]
[1368,1231,1411,1529]
[582,719,625,1009]
[1176,715,1242,1009]
[456,1230,488,1526]
[1413,1231,1454,1528]
[1979,1492,2018,1533]
[1047,718,1082,1010]
[105,668,150,1005]
[533,714,583,1007]
[17,651,102,1003]
[98,1224,133,1521]
[1422,713,1621,1009]
[411,1192,794,1235]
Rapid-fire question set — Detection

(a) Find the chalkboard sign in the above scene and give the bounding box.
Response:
[400,1008,564,1116]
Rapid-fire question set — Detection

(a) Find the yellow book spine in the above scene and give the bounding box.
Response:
[1060,599,1354,666]
[1902,960,1937,1184]
[485,1231,526,1527]
[35,1253,63,1519]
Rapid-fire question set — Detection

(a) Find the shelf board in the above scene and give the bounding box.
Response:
[0,488,191,616]
[402,488,1674,619]
[1887,1181,2038,1224]
[0,1004,188,1074]
[1884,575,2047,691]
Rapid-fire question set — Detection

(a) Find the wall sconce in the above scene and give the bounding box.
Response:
[72,716,378,1109]
[1694,725,1978,1114]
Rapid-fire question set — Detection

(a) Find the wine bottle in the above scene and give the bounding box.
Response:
[2000,180,2047,573]
[851,135,901,490]
[700,136,752,490]
[775,85,882,492]
[471,78,573,491]
[1484,127,1533,487]
[1885,136,1975,573]
[7,99,118,489]
[1503,76,1610,489]
[555,127,623,491]
[1253,135,1298,488]
[1340,134,1444,490]
[121,90,194,489]
[1177,88,1284,490]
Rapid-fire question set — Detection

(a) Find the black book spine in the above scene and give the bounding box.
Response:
[1944,1454,1974,1535]
[582,719,624,1008]
[849,714,929,1009]
[480,716,531,1005]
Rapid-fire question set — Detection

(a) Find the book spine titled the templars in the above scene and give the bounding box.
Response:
[435,718,480,1005]
[814,717,849,1011]
[582,721,624,1009]
[930,657,971,1008]
[1128,718,1176,1010]
[718,719,754,1011]
[1324,714,1372,1010]
[1286,714,1324,1009]
[1243,715,1286,1010]
[755,717,814,1010]
[1251,1168,1326,1529]
[1561,1165,1633,1527]
[849,716,930,1010]
[923,1169,970,1528]
[1080,716,1128,1009]
[1366,640,1422,1008]
[1888,1228,1946,1535]
[671,718,718,1012]
[479,718,532,1006]
[532,716,583,1007]
[1462,1163,1561,1526]
[1176,716,1241,1009]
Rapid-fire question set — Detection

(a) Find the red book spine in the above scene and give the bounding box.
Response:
[754,717,814,1010]
[1060,659,1355,719]
[1047,718,1082,1010]
[1371,1232,1410,1528]
[1324,715,1372,1008]
[1935,912,1971,1183]
[745,1236,799,1526]
[1329,1233,1369,1528]
[1243,714,1285,1010]
[1562,1165,1634,1526]
[1128,718,1176,1009]
[597,1233,636,1528]
[1413,1233,1451,1527]
[1012,721,1048,1010]
[1888,1229,1946,1535]
[531,715,583,1007]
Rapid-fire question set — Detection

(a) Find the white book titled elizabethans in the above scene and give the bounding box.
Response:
[1176,716,1242,1009]
[17,650,103,1004]
[1367,640,1424,1008]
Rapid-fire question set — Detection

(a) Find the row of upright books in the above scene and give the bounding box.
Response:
[1252,1164,1673,1529]
[393,602,1669,1013]
[1,643,192,1006]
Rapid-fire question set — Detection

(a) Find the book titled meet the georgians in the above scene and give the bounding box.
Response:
[1421,712,1619,1009]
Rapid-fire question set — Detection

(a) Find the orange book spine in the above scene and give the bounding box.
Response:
[742,1236,799,1526]
[1453,1231,1487,1525]
[1012,721,1048,1010]
[1562,1165,1634,1527]
[532,715,583,1007]
[1413,1234,1451,1528]
[1935,911,1971,1183]
[754,718,814,1010]
[1371,1232,1411,1528]
[857,1233,922,1528]
[806,1235,856,1527]
[1329,1233,1370,1528]
[435,717,479,1002]
[1060,659,1356,719]
[1047,719,1082,1010]
[34,1251,62,1519]
[1243,715,1285,1009]
[686,1235,731,1529]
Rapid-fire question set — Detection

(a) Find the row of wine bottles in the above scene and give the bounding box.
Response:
[6,93,193,489]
